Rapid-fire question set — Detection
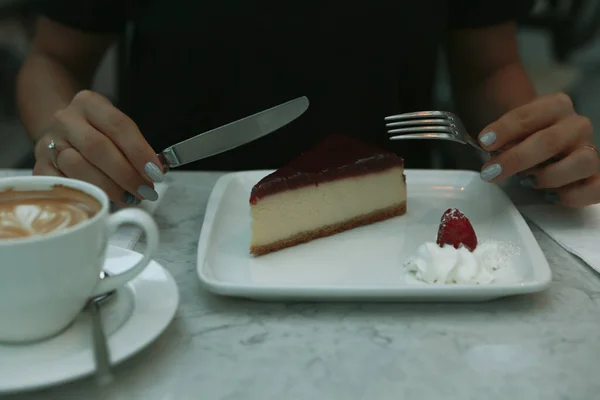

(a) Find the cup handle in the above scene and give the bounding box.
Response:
[90,208,159,297]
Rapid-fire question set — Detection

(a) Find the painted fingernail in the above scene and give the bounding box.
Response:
[137,184,159,201]
[480,163,502,181]
[479,131,497,147]
[520,176,537,188]
[544,191,560,203]
[144,162,164,183]
[122,192,141,205]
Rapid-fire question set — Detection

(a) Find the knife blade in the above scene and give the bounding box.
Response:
[157,96,309,170]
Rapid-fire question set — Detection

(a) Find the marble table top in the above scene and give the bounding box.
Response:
[3,170,600,400]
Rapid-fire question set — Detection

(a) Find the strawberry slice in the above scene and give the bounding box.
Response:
[436,208,478,251]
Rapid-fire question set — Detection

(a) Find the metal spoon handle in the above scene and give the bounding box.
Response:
[90,301,114,385]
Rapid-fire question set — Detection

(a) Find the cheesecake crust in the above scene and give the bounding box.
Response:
[250,201,407,256]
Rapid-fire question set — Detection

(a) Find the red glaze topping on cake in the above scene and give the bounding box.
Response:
[250,134,404,204]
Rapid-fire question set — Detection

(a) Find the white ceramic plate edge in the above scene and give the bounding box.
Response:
[196,170,552,301]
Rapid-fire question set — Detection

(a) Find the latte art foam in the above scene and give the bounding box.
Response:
[0,203,91,239]
[0,185,102,240]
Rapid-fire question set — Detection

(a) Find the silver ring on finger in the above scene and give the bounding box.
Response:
[48,140,61,170]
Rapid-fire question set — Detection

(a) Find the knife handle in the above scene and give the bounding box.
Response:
[156,153,170,173]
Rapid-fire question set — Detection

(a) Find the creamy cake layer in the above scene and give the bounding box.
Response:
[250,167,406,247]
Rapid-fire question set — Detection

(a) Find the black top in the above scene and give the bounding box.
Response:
[37,0,530,170]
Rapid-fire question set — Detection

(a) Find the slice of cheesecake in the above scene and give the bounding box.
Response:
[249,134,407,256]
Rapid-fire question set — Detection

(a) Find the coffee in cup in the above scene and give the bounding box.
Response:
[0,185,102,240]
[0,176,159,343]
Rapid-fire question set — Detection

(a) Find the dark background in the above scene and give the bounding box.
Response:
[1,0,600,170]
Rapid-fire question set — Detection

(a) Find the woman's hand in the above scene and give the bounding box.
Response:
[33,90,165,207]
[477,92,600,208]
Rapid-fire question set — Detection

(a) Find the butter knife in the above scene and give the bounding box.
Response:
[156,96,309,171]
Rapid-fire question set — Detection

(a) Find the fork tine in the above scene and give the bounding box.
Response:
[384,111,452,121]
[385,119,453,128]
[389,133,458,141]
[386,126,455,135]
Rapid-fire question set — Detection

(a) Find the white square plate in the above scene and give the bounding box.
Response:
[196,170,551,301]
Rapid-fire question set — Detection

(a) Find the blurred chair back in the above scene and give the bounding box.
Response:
[521,0,600,60]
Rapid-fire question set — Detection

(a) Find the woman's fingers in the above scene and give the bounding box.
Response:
[55,111,159,201]
[480,115,587,182]
[521,145,600,189]
[71,90,165,183]
[552,174,600,208]
[32,90,163,205]
[478,92,575,151]
[476,91,599,208]
[55,147,140,207]
[32,161,64,177]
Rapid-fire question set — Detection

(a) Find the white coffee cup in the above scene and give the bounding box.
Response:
[0,176,159,343]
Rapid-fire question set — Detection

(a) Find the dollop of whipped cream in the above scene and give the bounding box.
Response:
[0,203,89,239]
[404,241,516,284]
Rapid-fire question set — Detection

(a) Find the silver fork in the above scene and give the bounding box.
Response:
[385,111,490,154]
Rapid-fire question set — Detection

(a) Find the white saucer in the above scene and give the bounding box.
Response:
[0,246,179,394]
